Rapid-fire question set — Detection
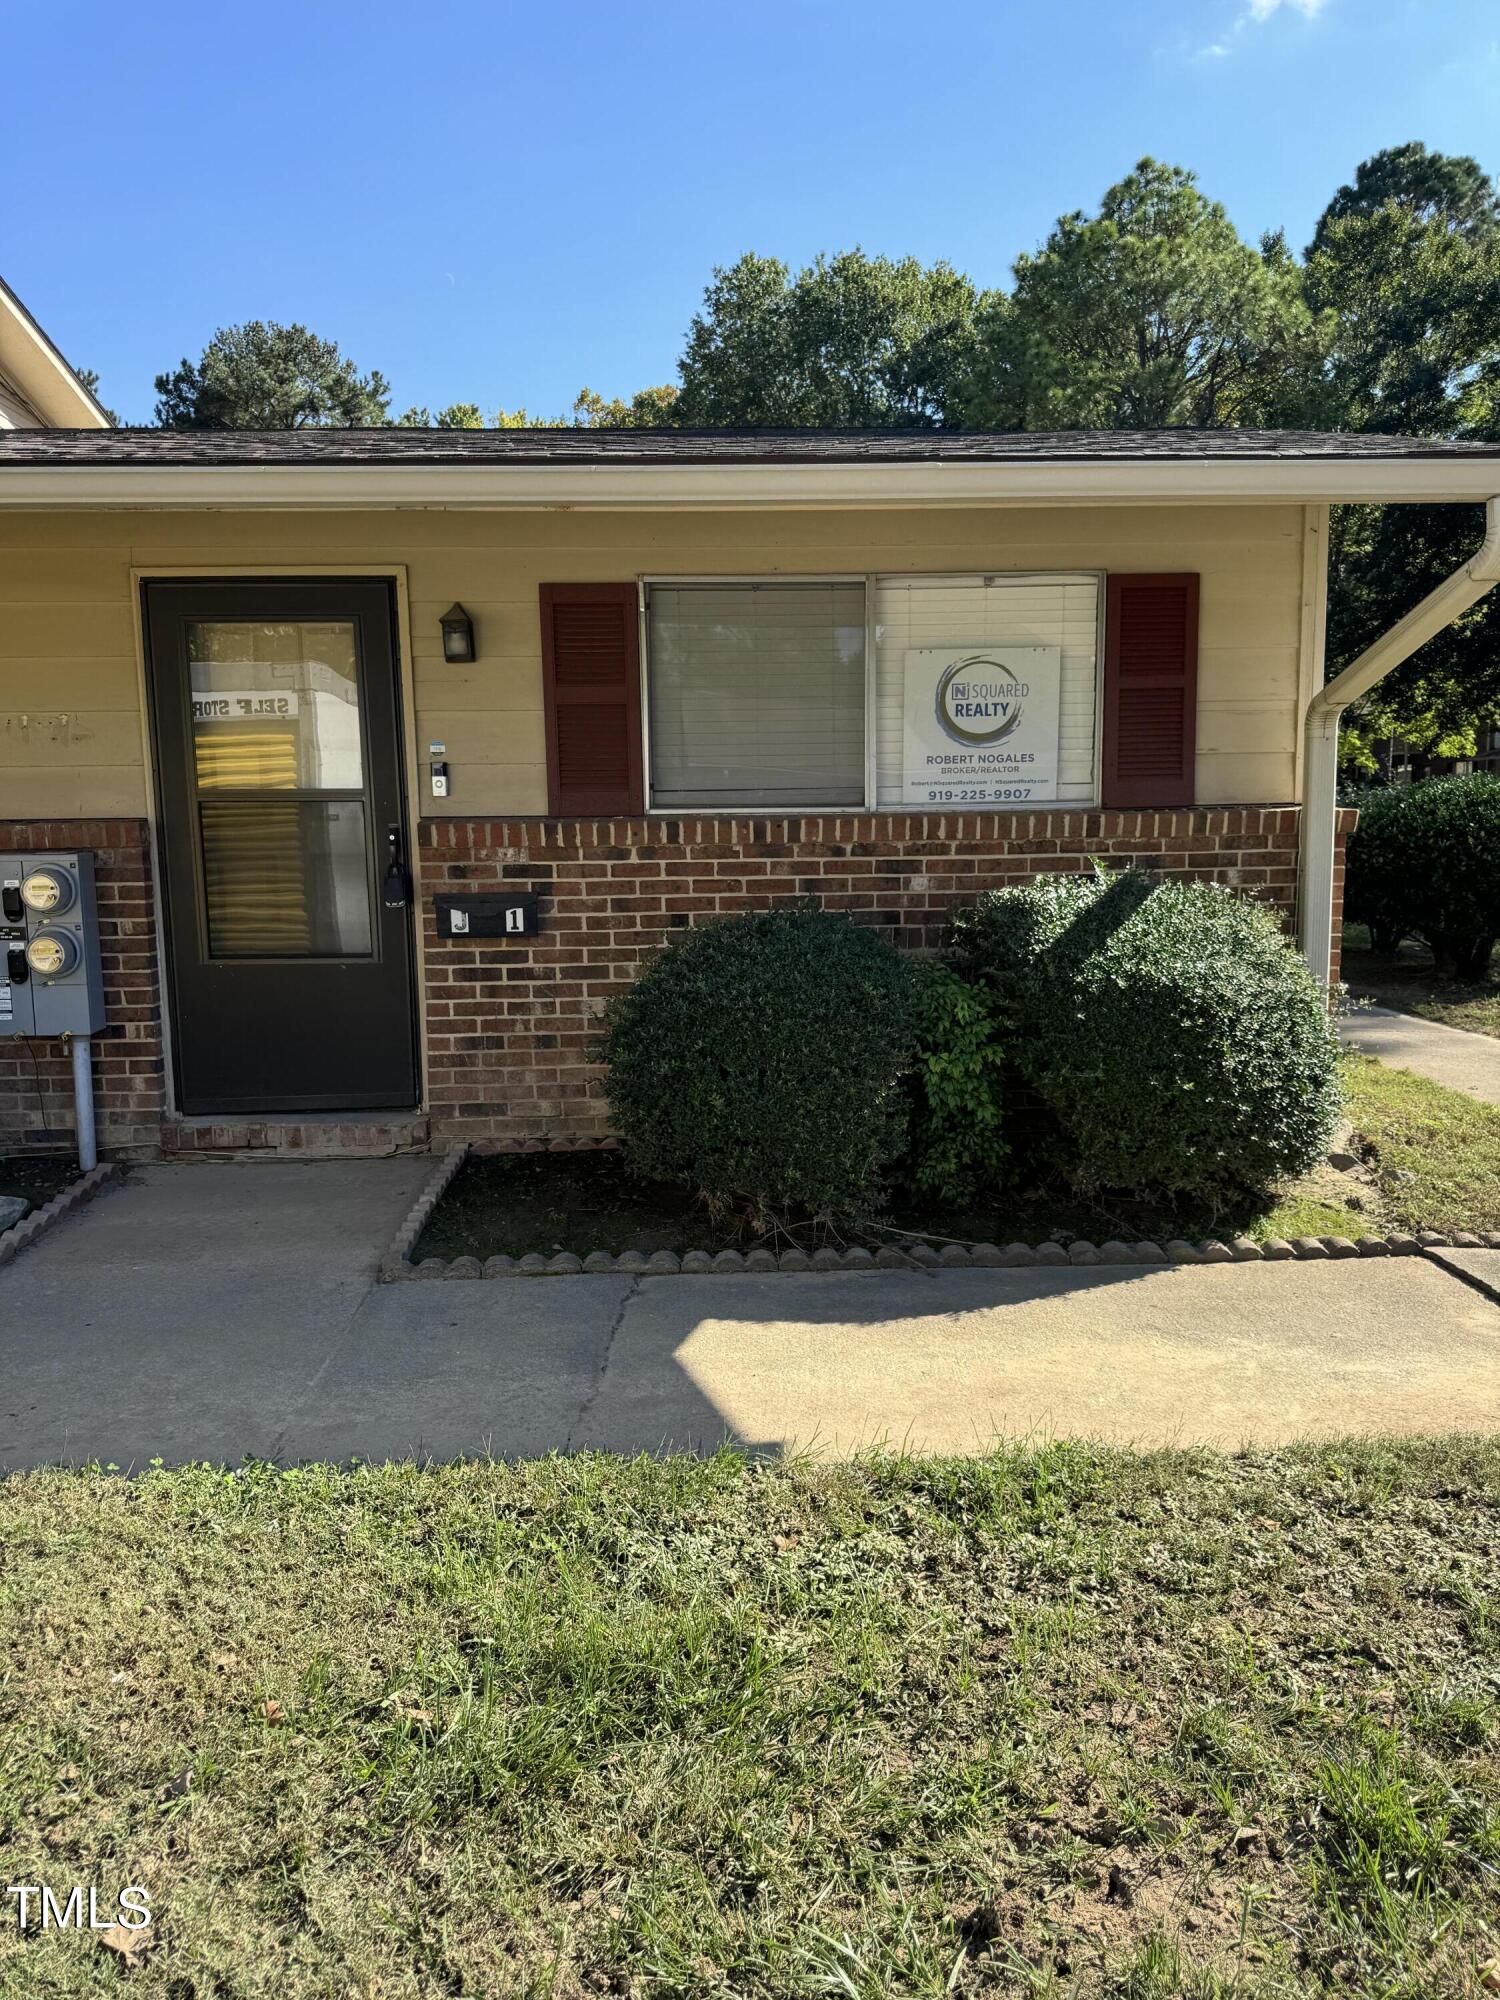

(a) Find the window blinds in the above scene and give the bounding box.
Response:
[647,582,866,808]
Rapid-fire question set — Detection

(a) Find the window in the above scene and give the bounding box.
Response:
[635,572,1102,811]
[873,575,1100,807]
[646,582,866,808]
[186,619,372,956]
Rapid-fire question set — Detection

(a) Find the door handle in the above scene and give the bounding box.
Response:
[382,825,413,909]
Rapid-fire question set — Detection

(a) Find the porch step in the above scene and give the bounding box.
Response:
[162,1113,431,1160]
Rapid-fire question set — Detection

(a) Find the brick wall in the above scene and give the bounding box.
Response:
[0,806,1353,1156]
[419,807,1332,1145]
[0,820,165,1156]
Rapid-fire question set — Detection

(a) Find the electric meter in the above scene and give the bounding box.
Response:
[0,853,104,1039]
[20,865,76,915]
[25,930,80,978]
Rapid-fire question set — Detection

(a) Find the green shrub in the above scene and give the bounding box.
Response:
[602,904,917,1229]
[1345,773,1500,977]
[905,961,1008,1204]
[953,870,1341,1206]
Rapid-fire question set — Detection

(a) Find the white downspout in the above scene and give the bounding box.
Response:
[1300,494,1500,989]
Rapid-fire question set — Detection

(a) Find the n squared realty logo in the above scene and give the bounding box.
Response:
[933,656,1029,746]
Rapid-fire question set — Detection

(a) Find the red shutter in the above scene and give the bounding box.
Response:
[540,583,644,816]
[1101,573,1199,809]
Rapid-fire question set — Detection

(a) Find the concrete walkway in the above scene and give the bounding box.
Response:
[1,1162,1497,1470]
[1340,1003,1500,1104]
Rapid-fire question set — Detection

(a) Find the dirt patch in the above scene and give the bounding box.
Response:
[0,1154,78,1216]
[413,1148,1386,1263]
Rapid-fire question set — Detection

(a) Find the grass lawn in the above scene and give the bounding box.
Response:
[1342,1051,1500,1236]
[1,1442,1497,1996]
[1342,926,1500,1041]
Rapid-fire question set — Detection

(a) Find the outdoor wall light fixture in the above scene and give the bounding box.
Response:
[440,603,476,663]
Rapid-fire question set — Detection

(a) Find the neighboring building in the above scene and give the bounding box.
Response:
[0,279,111,430]
[1,426,1498,1159]
[1374,727,1500,781]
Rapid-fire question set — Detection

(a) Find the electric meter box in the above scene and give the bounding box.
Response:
[0,852,107,1038]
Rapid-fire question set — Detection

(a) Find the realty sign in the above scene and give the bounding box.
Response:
[901,645,1061,805]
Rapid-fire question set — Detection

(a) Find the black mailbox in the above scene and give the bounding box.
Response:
[434,893,539,940]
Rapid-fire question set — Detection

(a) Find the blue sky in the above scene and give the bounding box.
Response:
[6,0,1499,424]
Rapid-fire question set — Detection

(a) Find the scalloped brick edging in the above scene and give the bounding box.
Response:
[378,1138,616,1282]
[377,1153,1500,1281]
[0,1162,124,1269]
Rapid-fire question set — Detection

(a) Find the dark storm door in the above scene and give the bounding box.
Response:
[143,579,419,1114]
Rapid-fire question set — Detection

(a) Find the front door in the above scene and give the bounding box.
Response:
[143,579,419,1114]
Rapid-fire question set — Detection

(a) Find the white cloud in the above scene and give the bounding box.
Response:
[1245,0,1327,17]
[1196,0,1328,59]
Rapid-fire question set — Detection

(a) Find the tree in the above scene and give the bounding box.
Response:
[569,384,679,427]
[674,250,983,427]
[956,160,1327,430]
[1309,145,1500,756]
[1306,160,1500,438]
[1310,141,1499,254]
[74,367,119,426]
[392,388,677,429]
[395,402,487,428]
[153,322,392,427]
[1328,498,1500,765]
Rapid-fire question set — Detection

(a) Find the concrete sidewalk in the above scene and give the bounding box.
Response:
[1,1161,1497,1469]
[1340,1003,1500,1104]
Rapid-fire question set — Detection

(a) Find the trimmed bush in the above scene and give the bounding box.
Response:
[954,870,1341,1205]
[603,904,917,1228]
[905,960,1008,1204]
[1345,773,1500,978]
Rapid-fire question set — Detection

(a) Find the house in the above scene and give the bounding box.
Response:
[2,424,1498,1160]
[0,280,111,430]
[1366,725,1500,783]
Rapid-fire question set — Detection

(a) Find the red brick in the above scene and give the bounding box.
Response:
[410,809,1336,1147]
[1,818,164,1154]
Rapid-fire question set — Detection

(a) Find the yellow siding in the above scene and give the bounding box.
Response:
[0,503,1308,816]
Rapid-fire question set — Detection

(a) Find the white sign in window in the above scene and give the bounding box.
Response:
[875,575,1100,808]
[901,646,1062,805]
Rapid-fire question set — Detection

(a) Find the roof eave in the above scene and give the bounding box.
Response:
[0,284,111,430]
[2,458,1499,508]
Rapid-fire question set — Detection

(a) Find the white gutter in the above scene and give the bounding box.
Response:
[4,456,1500,511]
[1299,494,1500,989]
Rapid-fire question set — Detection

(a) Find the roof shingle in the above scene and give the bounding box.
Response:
[2,426,1498,467]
